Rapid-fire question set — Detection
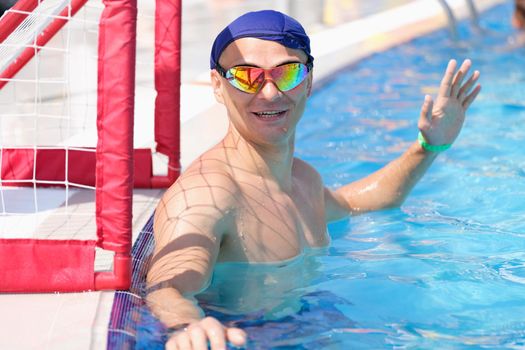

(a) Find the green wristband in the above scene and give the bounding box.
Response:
[417,132,452,152]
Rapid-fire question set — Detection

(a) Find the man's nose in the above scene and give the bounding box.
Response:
[257,78,282,100]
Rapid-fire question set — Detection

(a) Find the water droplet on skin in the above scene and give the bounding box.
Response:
[238,211,246,240]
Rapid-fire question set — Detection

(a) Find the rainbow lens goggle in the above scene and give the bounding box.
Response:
[216,61,313,94]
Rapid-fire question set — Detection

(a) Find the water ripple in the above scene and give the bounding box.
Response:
[497,260,525,285]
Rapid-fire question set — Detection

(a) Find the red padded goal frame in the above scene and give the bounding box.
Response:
[0,0,182,292]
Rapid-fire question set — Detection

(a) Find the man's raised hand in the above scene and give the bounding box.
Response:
[418,59,481,147]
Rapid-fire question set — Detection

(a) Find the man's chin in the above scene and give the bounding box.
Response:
[248,128,295,148]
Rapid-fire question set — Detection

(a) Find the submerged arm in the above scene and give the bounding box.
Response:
[325,59,481,222]
[146,206,219,326]
[146,173,246,349]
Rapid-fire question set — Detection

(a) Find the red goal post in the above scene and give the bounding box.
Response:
[0,0,181,292]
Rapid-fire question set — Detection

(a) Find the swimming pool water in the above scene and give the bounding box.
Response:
[296,3,525,349]
[135,3,525,349]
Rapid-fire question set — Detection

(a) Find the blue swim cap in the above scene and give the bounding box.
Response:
[210,10,314,70]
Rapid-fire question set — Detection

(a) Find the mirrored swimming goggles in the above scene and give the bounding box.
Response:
[215,62,313,94]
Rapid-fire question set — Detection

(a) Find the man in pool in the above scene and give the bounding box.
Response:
[146,10,481,350]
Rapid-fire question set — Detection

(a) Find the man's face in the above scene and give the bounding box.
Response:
[211,37,313,147]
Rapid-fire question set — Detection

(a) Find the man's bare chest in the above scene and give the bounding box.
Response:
[219,181,328,262]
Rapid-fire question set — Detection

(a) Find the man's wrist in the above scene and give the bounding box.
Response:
[417,131,452,152]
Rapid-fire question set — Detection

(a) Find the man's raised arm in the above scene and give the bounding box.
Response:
[325,59,481,222]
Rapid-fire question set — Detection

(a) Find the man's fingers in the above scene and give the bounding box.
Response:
[201,317,227,350]
[438,59,457,97]
[166,317,243,350]
[418,95,433,132]
[462,84,482,109]
[187,325,208,350]
[450,70,464,97]
[451,59,472,97]
[458,70,480,101]
[226,327,248,347]
[166,335,179,350]
[174,331,192,350]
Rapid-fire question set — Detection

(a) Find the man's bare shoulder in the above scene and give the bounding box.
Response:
[183,146,235,179]
[148,151,238,297]
[292,157,323,186]
[156,149,240,224]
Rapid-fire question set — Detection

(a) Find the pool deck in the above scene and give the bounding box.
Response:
[0,0,505,348]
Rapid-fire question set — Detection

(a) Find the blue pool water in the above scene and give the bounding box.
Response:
[131,3,525,349]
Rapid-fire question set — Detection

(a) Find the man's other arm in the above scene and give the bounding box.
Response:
[325,59,481,222]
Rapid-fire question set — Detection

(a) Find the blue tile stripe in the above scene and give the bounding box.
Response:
[106,213,156,350]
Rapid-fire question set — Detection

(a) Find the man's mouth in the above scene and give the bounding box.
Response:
[253,110,287,120]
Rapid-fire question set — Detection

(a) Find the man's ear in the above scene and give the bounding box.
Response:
[210,70,225,104]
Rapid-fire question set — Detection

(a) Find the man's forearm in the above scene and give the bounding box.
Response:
[380,141,439,206]
[146,287,204,328]
[336,141,438,212]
